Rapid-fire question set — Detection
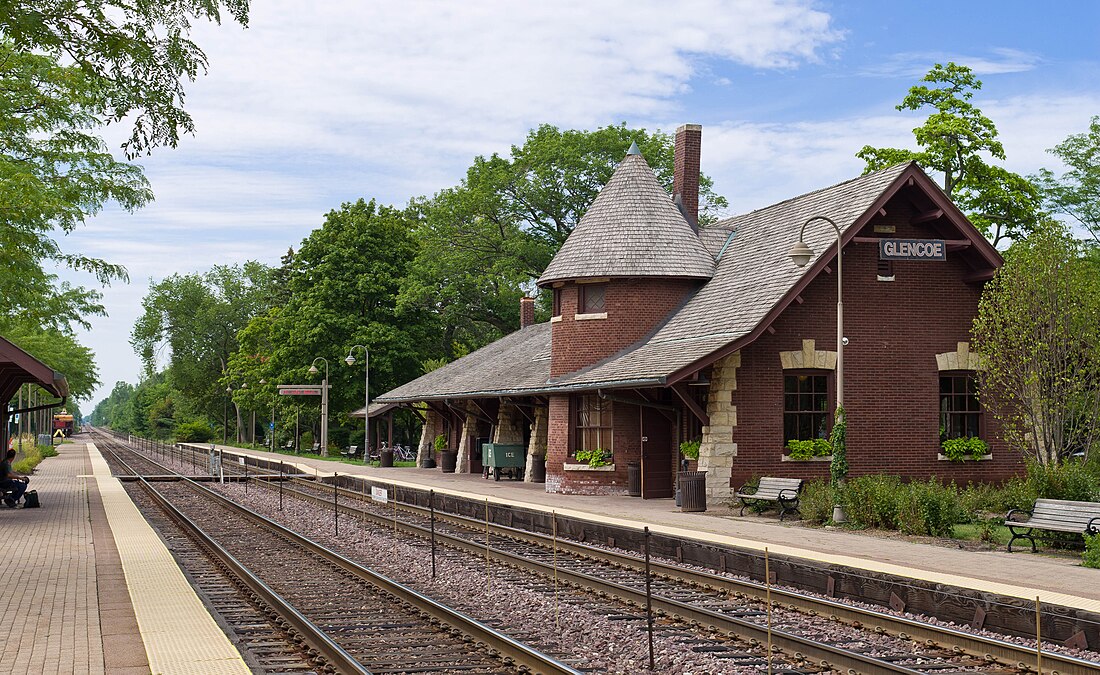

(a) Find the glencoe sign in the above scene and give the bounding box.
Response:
[879,238,946,261]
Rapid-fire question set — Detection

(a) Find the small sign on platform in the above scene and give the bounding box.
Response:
[879,238,946,261]
[371,486,388,504]
[279,386,322,396]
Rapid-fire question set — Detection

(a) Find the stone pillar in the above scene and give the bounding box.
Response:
[455,401,476,474]
[524,404,548,482]
[491,401,524,444]
[699,351,740,502]
[416,407,441,468]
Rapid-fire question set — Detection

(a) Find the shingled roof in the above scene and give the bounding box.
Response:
[537,148,715,285]
[375,161,988,404]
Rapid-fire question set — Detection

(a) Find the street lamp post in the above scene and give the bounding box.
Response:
[308,357,330,457]
[345,345,369,461]
[223,384,231,444]
[789,215,846,523]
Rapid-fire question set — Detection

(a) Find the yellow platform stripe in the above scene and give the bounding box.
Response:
[88,443,251,675]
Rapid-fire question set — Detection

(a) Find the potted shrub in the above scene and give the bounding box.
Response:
[435,433,457,472]
[785,437,831,460]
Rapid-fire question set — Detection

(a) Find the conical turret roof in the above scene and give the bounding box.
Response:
[537,150,715,286]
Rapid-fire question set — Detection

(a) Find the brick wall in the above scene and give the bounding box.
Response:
[550,278,698,378]
[727,203,1018,488]
[545,395,642,495]
[674,124,702,225]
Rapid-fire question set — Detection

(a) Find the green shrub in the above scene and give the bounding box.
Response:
[895,478,962,537]
[798,480,834,524]
[679,439,700,460]
[1084,533,1100,569]
[843,474,902,529]
[175,420,214,443]
[941,436,988,462]
[300,430,314,449]
[785,438,831,460]
[1026,459,1099,502]
[433,434,447,451]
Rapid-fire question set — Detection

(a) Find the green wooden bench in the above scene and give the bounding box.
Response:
[1004,498,1100,552]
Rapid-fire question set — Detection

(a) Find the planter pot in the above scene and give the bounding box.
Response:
[440,450,457,473]
[422,456,436,469]
[531,457,546,483]
[627,462,641,497]
[679,471,707,512]
[380,449,394,467]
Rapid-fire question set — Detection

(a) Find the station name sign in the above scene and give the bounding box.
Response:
[879,238,946,261]
[278,386,322,396]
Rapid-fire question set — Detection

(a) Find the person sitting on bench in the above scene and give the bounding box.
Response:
[2,449,30,508]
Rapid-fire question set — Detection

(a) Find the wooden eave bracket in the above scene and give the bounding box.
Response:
[671,383,710,426]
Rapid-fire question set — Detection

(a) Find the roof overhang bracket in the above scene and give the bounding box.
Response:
[671,383,709,426]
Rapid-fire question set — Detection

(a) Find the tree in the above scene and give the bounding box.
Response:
[3,321,99,400]
[858,62,1042,246]
[1034,116,1100,245]
[972,223,1100,465]
[131,262,275,423]
[401,124,729,355]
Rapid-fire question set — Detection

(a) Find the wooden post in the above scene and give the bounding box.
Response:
[765,547,773,675]
[1036,596,1042,675]
[645,526,655,671]
[430,489,437,579]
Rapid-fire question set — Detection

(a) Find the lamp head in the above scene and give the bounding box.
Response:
[788,241,814,267]
[241,381,248,389]
[259,378,267,385]
[225,386,232,393]
[308,365,319,375]
[345,355,356,366]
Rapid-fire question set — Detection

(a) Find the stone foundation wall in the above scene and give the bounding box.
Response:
[455,402,476,474]
[525,404,548,483]
[416,407,441,468]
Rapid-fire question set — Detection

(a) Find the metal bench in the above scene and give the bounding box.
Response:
[735,477,803,521]
[1004,498,1100,552]
[341,445,360,458]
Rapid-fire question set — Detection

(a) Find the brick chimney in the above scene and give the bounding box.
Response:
[520,296,535,329]
[673,123,702,231]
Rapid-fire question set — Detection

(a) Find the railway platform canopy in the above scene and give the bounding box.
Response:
[1,335,69,447]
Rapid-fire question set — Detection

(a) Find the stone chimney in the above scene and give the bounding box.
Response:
[673,123,702,231]
[520,296,535,329]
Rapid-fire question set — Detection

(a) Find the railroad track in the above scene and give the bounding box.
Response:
[92,430,582,674]
[164,438,1100,675]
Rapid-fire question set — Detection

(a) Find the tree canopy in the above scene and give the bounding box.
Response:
[972,223,1100,465]
[1034,116,1100,245]
[857,62,1043,247]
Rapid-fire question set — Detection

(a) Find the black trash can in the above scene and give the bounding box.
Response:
[679,471,707,512]
[627,462,642,497]
[440,450,458,473]
[422,455,436,469]
[531,457,546,483]
[380,449,394,467]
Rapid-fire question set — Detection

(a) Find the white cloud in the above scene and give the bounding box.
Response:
[860,47,1042,78]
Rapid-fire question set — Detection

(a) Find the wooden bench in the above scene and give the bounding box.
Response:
[735,477,803,521]
[1004,498,1100,552]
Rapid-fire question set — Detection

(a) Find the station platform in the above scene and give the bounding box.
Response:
[0,440,250,675]
[204,442,1100,614]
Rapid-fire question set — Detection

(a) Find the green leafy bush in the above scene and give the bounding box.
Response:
[1026,459,1099,502]
[829,406,848,488]
[785,437,832,460]
[941,436,989,462]
[843,474,902,529]
[300,430,314,449]
[679,439,700,460]
[798,480,834,524]
[575,448,611,467]
[1084,533,1100,569]
[175,420,214,442]
[433,434,447,451]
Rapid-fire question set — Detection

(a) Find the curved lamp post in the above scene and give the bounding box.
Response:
[789,215,847,523]
[308,357,330,457]
[223,383,232,444]
[345,345,369,460]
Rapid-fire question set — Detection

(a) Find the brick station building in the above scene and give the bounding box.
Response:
[371,125,1015,502]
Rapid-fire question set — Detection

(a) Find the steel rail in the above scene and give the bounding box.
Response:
[150,440,1100,675]
[265,474,1100,675]
[99,433,582,675]
[99,442,371,675]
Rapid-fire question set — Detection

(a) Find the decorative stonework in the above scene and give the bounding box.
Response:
[936,341,981,371]
[699,351,740,501]
[779,339,837,370]
[455,401,476,474]
[415,406,441,468]
[525,404,548,482]
[492,402,525,444]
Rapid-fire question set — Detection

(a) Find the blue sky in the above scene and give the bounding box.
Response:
[67,0,1100,407]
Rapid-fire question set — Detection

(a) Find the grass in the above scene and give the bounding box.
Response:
[951,522,1012,546]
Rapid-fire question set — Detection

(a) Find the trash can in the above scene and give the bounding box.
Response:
[422,455,436,469]
[679,471,707,512]
[440,450,458,473]
[380,449,394,467]
[627,462,641,497]
[531,457,546,483]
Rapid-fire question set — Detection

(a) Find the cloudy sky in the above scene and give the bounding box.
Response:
[66,0,1100,406]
